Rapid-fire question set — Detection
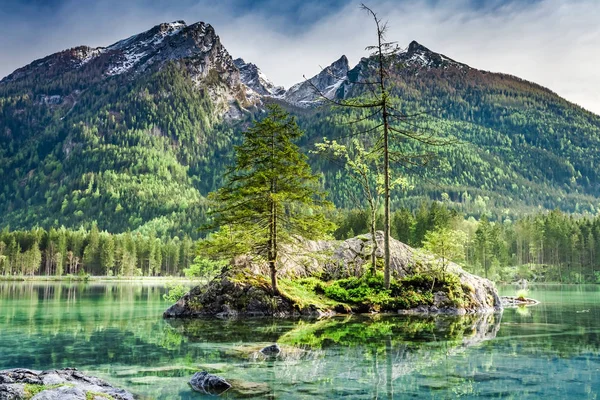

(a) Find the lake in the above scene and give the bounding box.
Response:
[0,281,599,399]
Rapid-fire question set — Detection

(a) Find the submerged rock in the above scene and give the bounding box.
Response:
[164,233,502,318]
[0,368,134,400]
[227,379,271,397]
[189,371,231,395]
[189,371,270,397]
[260,344,281,356]
[501,296,540,307]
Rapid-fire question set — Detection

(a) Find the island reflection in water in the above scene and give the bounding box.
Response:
[0,282,599,399]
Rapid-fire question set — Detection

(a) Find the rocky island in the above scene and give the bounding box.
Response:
[164,233,502,318]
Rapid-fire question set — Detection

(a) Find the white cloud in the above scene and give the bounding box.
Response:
[0,0,598,114]
[217,0,600,114]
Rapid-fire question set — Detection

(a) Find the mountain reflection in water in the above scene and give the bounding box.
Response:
[0,282,599,399]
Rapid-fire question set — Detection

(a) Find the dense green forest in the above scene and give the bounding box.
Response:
[338,204,600,283]
[2,42,600,236]
[2,23,600,285]
[0,223,195,277]
[299,58,600,214]
[0,63,239,236]
[3,205,600,283]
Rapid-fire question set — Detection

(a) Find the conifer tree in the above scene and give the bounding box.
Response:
[208,104,334,294]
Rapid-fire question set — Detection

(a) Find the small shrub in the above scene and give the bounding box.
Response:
[516,289,529,301]
[184,257,227,279]
[163,282,188,302]
[296,277,326,293]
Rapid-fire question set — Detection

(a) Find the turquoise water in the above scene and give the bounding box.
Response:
[0,282,599,399]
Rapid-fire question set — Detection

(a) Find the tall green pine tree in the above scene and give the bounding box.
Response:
[209,104,334,294]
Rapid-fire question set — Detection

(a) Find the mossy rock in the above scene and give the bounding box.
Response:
[164,233,502,318]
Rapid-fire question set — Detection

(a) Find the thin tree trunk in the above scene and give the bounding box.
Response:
[383,120,391,289]
[269,196,279,296]
[385,338,393,398]
[376,23,392,289]
[370,198,377,275]
[269,131,279,296]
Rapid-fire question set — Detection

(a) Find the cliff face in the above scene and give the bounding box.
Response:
[164,233,502,318]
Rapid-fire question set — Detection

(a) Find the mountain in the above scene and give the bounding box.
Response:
[282,55,350,106]
[296,41,600,214]
[0,20,255,236]
[1,21,600,236]
[234,58,285,97]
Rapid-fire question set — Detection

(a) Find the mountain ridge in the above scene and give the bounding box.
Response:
[1,20,600,235]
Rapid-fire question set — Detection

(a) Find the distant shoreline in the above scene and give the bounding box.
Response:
[0,275,198,283]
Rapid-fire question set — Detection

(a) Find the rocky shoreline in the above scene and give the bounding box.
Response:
[0,368,134,400]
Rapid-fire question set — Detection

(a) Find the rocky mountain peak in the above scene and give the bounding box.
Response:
[400,40,469,70]
[283,55,350,106]
[1,20,251,119]
[101,20,228,76]
[328,55,350,76]
[407,40,429,54]
[233,58,284,97]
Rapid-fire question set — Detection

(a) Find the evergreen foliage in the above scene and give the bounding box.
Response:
[206,104,334,293]
[1,41,600,235]
[0,226,194,277]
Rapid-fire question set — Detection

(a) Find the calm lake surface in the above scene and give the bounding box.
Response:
[1,282,599,399]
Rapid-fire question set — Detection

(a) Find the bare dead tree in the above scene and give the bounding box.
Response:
[306,4,458,288]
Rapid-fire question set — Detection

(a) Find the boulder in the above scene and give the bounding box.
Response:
[260,344,281,356]
[0,368,134,400]
[189,371,231,395]
[163,268,307,318]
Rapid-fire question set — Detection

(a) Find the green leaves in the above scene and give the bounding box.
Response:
[206,104,335,261]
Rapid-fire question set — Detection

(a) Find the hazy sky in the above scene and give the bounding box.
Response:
[1,0,598,114]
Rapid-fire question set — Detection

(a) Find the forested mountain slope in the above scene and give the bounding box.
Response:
[1,21,600,236]
[0,21,255,235]
[297,41,600,215]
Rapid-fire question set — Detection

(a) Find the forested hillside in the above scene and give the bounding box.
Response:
[0,22,252,236]
[299,42,600,215]
[1,21,600,237]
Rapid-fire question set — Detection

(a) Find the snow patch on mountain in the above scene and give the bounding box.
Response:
[105,21,194,75]
[107,21,186,51]
[399,41,469,70]
[71,47,106,66]
[283,55,349,107]
[234,58,284,97]
[107,51,148,75]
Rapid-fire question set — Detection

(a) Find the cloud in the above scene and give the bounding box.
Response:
[0,0,598,114]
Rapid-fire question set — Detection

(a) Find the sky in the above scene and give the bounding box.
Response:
[0,0,599,114]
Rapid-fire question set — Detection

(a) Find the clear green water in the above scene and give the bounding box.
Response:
[1,282,599,399]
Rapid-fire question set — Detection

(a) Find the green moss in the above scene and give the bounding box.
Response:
[231,270,271,290]
[86,391,114,400]
[279,279,348,312]
[313,273,434,311]
[228,269,472,314]
[306,272,470,311]
[24,384,72,399]
[399,272,471,309]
